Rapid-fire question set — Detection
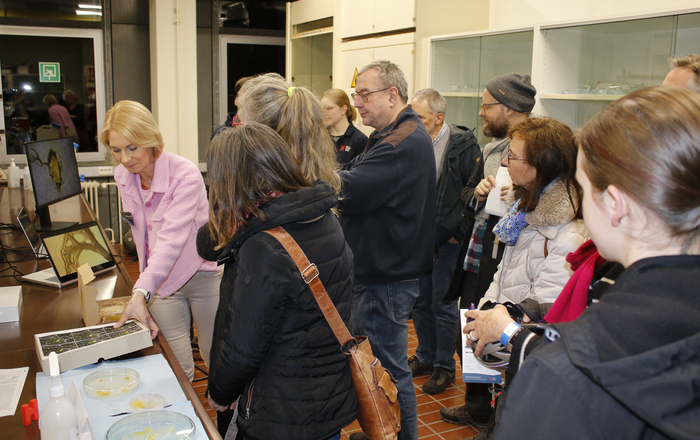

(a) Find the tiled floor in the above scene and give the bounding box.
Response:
[119,247,481,439]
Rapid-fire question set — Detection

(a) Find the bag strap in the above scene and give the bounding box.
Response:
[264,226,354,346]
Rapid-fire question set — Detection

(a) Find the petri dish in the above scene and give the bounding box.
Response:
[106,410,196,440]
[129,393,166,411]
[83,367,140,399]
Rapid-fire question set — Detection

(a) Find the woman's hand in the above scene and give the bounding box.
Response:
[463,304,514,356]
[114,293,160,339]
[208,395,232,412]
[475,175,497,201]
[499,184,511,201]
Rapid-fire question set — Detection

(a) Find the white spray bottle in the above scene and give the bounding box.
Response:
[39,352,79,440]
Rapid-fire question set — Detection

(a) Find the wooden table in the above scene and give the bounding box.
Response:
[0,187,221,440]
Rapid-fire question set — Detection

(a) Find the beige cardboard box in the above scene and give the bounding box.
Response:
[0,285,22,323]
[78,264,130,327]
[35,320,152,374]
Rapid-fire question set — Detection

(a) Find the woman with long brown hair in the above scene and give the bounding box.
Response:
[197,123,356,440]
[477,116,587,311]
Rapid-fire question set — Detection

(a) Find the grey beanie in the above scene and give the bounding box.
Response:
[485,73,537,113]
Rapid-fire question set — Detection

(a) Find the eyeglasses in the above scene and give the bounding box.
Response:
[480,102,501,112]
[506,153,526,164]
[351,87,390,103]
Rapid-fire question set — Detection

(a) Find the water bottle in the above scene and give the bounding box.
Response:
[39,352,79,440]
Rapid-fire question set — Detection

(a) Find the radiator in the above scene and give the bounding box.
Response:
[81,180,123,244]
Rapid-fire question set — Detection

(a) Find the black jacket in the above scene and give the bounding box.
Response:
[334,122,368,169]
[494,255,700,440]
[197,181,357,440]
[434,125,480,249]
[443,156,505,304]
[339,105,436,284]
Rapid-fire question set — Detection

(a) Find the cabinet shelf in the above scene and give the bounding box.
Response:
[290,26,333,40]
[540,94,622,101]
[440,92,481,98]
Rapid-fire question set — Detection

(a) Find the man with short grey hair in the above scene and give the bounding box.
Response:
[409,88,481,395]
[663,54,700,92]
[340,60,435,440]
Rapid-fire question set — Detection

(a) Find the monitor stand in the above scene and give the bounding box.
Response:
[34,206,78,232]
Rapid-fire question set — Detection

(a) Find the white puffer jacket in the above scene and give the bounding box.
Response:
[479,179,588,308]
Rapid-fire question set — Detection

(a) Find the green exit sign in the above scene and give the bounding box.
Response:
[39,62,61,83]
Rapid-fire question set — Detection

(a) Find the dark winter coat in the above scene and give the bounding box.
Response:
[434,125,481,250]
[494,255,700,440]
[443,154,506,304]
[197,181,357,440]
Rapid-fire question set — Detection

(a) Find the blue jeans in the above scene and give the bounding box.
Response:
[350,280,420,440]
[412,241,461,369]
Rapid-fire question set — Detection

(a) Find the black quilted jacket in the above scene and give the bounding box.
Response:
[197,181,357,440]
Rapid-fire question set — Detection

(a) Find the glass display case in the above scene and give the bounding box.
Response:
[539,12,700,131]
[429,10,700,141]
[430,30,534,145]
[539,16,675,131]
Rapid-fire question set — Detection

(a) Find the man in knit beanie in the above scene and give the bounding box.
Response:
[481,73,536,138]
[439,73,536,440]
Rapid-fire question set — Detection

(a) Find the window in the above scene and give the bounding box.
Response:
[1,25,107,163]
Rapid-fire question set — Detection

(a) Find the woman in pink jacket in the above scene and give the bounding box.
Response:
[101,100,222,381]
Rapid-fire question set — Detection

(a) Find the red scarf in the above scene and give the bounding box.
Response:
[545,239,605,323]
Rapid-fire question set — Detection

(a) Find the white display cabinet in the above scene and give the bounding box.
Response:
[428,9,700,141]
[430,30,534,146]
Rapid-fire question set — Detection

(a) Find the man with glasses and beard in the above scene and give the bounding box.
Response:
[440,73,536,439]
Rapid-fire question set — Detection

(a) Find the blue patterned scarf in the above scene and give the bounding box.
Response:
[492,200,528,245]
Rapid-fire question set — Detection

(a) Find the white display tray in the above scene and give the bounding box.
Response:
[35,320,152,374]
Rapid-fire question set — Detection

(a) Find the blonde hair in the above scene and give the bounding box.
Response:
[42,94,58,107]
[237,73,341,193]
[323,88,357,123]
[668,54,700,92]
[100,100,164,159]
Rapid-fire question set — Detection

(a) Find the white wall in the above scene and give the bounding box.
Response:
[489,0,700,29]
[149,0,199,165]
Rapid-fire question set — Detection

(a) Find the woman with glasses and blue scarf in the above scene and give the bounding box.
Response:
[477,117,588,318]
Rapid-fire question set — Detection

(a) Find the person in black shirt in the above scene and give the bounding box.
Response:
[322,88,367,169]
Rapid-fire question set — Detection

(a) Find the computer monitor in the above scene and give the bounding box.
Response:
[24,137,82,231]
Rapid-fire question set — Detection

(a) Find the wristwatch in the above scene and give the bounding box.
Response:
[133,288,152,303]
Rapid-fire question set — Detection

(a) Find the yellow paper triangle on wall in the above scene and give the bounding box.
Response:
[351,68,358,88]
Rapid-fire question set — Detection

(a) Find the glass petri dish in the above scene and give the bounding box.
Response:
[129,393,166,411]
[83,367,140,399]
[106,410,196,440]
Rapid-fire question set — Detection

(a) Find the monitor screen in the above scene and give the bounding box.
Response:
[24,137,82,231]
[25,137,82,209]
